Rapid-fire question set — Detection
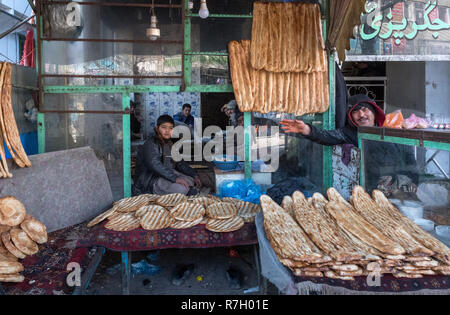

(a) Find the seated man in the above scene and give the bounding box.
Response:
[173,103,195,128]
[133,115,202,195]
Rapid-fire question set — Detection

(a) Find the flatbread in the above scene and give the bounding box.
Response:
[87,207,118,228]
[169,202,205,222]
[0,225,11,233]
[140,208,173,230]
[206,202,237,219]
[170,217,203,229]
[0,196,26,226]
[104,213,141,232]
[190,196,219,208]
[10,228,38,256]
[20,216,48,244]
[206,216,244,233]
[0,260,24,274]
[115,195,155,213]
[1,232,26,259]
[0,273,25,282]
[235,201,261,218]
[156,193,188,208]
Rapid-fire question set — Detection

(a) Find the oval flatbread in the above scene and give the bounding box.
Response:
[221,197,240,205]
[87,207,118,228]
[104,213,141,232]
[1,232,26,259]
[206,216,244,233]
[0,260,24,274]
[169,202,205,222]
[20,216,47,244]
[156,193,188,207]
[0,196,26,226]
[0,251,18,262]
[10,228,38,256]
[135,205,166,218]
[235,201,261,222]
[0,273,25,283]
[206,202,237,219]
[170,217,203,229]
[140,208,173,231]
[190,196,218,208]
[0,225,11,233]
[115,194,156,213]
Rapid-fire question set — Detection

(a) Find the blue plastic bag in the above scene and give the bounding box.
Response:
[219,179,265,204]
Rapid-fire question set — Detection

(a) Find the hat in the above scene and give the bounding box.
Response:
[225,100,237,109]
[157,115,174,126]
[353,102,376,115]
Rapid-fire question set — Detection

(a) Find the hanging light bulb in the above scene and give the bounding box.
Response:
[188,1,194,10]
[146,0,160,40]
[198,0,209,19]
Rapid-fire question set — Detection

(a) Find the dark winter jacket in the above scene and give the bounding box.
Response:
[134,132,197,193]
[304,94,385,146]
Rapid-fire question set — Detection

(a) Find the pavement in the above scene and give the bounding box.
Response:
[85,245,278,295]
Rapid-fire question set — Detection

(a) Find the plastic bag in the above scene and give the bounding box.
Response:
[383,110,404,129]
[219,179,264,204]
[402,114,430,129]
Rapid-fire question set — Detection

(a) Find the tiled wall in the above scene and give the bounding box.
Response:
[142,91,201,137]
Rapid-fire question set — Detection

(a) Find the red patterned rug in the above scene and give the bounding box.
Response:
[1,224,98,295]
[294,273,449,294]
[76,221,258,251]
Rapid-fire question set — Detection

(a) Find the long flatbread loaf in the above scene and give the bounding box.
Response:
[325,201,405,256]
[372,190,450,265]
[0,63,31,168]
[311,193,382,260]
[292,191,364,262]
[250,2,327,73]
[260,195,325,263]
[351,186,433,257]
[0,62,11,178]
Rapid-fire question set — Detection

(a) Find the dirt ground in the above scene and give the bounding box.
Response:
[85,245,278,295]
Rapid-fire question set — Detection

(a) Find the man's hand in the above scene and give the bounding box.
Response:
[194,176,202,189]
[280,119,311,136]
[176,177,190,189]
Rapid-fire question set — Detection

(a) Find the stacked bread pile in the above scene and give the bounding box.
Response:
[228,2,329,116]
[0,196,48,283]
[0,62,32,178]
[87,194,261,233]
[261,186,450,281]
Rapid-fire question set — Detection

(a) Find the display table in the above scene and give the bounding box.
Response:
[255,213,450,295]
[76,221,260,295]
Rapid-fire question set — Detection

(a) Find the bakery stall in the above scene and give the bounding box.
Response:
[252,0,450,294]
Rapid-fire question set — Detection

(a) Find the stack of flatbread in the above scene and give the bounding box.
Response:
[261,186,450,281]
[0,196,48,283]
[87,193,262,233]
[228,2,329,116]
[0,62,32,179]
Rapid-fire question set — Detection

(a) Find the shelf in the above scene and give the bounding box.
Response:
[358,126,450,149]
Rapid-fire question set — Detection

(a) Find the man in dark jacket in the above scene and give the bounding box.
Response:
[173,103,195,128]
[280,94,418,191]
[134,115,202,195]
[280,94,385,146]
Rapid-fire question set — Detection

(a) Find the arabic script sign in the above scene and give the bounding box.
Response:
[350,0,450,57]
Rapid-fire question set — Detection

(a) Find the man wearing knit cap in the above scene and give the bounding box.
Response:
[134,115,202,195]
[280,94,385,146]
